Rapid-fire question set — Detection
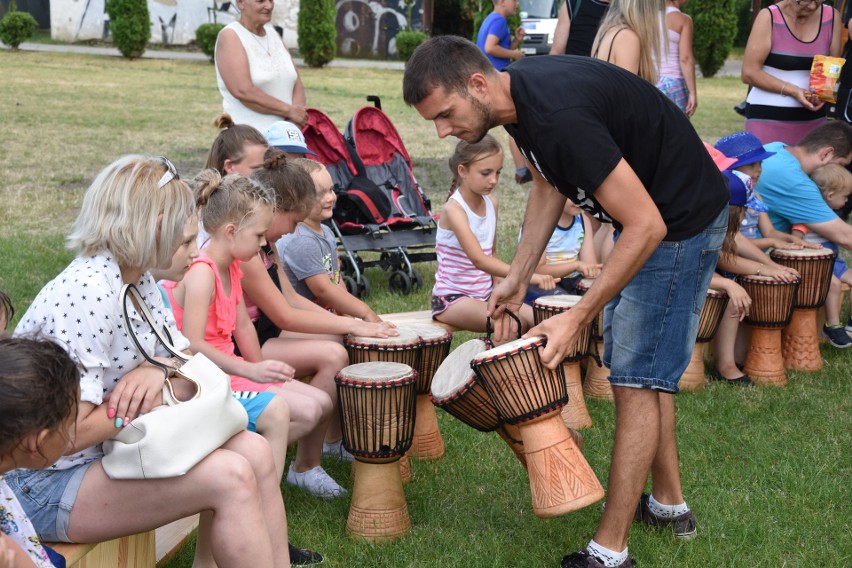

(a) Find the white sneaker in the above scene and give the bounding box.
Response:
[287,465,347,499]
[322,439,354,462]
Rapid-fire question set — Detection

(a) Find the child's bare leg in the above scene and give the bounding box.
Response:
[278,381,333,471]
[714,304,743,379]
[262,337,348,443]
[434,297,490,333]
[255,395,291,481]
[825,275,842,326]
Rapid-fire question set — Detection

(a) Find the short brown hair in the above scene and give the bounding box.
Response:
[797,121,852,157]
[403,35,497,106]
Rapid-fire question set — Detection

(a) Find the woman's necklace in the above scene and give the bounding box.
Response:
[252,32,270,56]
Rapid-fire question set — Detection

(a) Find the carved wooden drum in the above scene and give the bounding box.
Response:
[344,327,422,370]
[770,247,837,371]
[430,339,525,466]
[471,337,604,518]
[575,278,613,401]
[404,323,452,460]
[680,288,729,392]
[739,275,800,387]
[532,294,593,429]
[335,362,416,541]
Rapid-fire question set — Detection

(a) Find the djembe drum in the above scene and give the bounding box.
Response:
[769,247,836,371]
[532,295,594,429]
[335,362,416,541]
[576,278,614,401]
[402,323,452,460]
[739,275,800,387]
[679,289,729,392]
[471,337,604,518]
[344,328,422,482]
[430,339,526,467]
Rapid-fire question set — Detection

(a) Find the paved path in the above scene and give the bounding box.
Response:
[5,41,742,76]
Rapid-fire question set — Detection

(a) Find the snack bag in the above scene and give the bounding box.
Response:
[809,55,846,103]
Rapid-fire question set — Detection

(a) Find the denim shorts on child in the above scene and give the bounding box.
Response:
[4,462,93,542]
[233,391,277,432]
[603,207,727,393]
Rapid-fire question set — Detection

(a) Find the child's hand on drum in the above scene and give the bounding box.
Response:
[352,320,399,338]
[531,273,558,290]
[576,262,603,279]
[726,284,752,321]
[763,263,800,282]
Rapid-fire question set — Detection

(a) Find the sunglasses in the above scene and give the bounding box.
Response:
[156,156,180,189]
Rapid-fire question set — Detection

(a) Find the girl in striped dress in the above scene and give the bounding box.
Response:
[431,135,555,333]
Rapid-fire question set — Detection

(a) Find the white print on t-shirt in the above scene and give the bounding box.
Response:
[522,147,613,224]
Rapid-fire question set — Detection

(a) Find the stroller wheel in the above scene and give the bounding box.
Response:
[411,269,423,290]
[343,275,359,296]
[358,275,371,298]
[389,270,412,295]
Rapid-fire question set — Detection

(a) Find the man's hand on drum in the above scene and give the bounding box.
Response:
[526,310,583,370]
[487,274,528,342]
[763,263,800,282]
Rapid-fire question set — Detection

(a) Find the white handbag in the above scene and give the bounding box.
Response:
[101,284,248,479]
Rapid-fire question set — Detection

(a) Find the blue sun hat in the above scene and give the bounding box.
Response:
[724,170,749,206]
[714,131,776,169]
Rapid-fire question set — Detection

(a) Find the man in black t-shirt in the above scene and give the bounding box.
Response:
[404,36,729,568]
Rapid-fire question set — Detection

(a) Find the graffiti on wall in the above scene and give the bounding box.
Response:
[335,0,423,59]
[50,0,299,47]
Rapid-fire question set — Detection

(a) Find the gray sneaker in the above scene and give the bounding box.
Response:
[635,493,697,539]
[286,465,347,499]
[561,551,634,568]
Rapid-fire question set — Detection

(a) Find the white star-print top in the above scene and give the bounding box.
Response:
[14,252,190,470]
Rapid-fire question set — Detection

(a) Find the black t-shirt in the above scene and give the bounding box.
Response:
[505,56,728,241]
[565,0,609,57]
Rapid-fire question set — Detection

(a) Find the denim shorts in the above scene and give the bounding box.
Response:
[603,208,727,393]
[4,462,93,543]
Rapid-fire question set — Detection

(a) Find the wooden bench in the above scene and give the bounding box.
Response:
[46,515,199,568]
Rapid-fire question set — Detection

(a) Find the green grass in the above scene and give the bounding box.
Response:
[1,50,850,567]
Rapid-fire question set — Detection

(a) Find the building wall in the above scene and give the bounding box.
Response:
[335,0,423,59]
[50,0,299,48]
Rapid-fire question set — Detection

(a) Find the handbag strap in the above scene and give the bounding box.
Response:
[121,284,190,371]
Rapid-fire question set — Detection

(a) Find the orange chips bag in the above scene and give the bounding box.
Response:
[809,55,846,103]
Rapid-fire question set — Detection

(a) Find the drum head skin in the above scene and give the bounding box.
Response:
[347,326,421,346]
[770,247,834,259]
[338,362,414,385]
[397,322,451,342]
[475,336,546,360]
[431,339,488,400]
[534,295,582,309]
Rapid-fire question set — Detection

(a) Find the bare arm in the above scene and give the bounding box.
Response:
[549,1,571,55]
[484,33,524,61]
[806,217,852,249]
[240,251,397,337]
[215,28,307,125]
[0,533,37,568]
[674,11,698,116]
[607,28,641,75]
[304,274,382,322]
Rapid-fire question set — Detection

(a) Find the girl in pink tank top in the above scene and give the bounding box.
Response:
[164,169,347,498]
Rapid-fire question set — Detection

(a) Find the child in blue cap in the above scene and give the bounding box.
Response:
[715,131,812,250]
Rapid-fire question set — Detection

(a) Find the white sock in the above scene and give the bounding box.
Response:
[587,540,628,567]
[648,493,690,518]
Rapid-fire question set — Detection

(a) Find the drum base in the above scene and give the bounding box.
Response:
[583,341,614,401]
[744,328,787,387]
[782,309,823,372]
[496,423,527,468]
[561,362,593,430]
[399,454,412,484]
[519,413,604,518]
[346,460,411,542]
[409,395,445,460]
[679,344,706,392]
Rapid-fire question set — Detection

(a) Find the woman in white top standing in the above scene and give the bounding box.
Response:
[215,0,308,131]
[656,0,697,117]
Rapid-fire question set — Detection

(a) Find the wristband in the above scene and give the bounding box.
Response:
[780,83,787,97]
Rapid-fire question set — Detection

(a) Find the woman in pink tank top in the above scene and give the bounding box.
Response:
[656,0,697,116]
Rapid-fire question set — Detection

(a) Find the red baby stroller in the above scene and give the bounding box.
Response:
[302,98,437,296]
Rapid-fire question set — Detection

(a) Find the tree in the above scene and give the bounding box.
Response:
[106,0,151,59]
[0,0,38,49]
[297,0,336,68]
[685,0,738,78]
